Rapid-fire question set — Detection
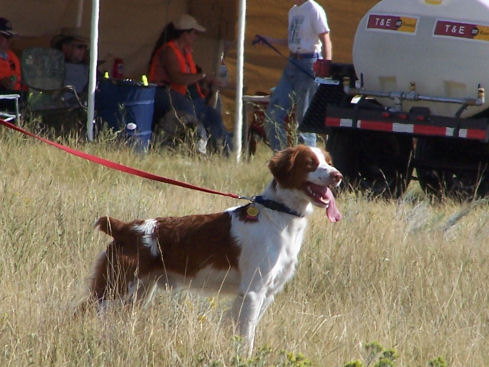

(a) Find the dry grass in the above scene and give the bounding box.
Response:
[1,127,489,366]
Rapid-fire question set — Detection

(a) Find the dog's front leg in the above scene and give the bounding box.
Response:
[257,294,275,322]
[232,291,264,357]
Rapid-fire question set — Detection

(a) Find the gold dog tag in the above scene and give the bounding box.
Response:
[246,205,259,221]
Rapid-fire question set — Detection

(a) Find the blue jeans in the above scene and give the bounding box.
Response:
[154,87,232,152]
[191,97,232,152]
[265,57,318,151]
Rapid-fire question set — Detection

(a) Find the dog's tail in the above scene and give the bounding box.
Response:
[94,216,156,258]
[95,216,126,238]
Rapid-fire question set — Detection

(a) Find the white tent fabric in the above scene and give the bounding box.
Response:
[5,1,234,80]
[3,0,246,158]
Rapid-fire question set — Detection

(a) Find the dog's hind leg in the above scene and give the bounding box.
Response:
[125,275,161,308]
[89,250,111,303]
[88,243,137,307]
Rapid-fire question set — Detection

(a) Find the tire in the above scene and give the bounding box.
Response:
[327,130,413,198]
[415,137,489,199]
[415,138,444,197]
[326,130,361,192]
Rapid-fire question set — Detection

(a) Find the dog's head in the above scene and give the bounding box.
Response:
[268,145,343,222]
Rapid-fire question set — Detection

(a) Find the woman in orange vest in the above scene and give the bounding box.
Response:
[0,18,21,92]
[149,14,232,155]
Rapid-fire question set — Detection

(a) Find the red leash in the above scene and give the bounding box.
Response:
[0,119,241,200]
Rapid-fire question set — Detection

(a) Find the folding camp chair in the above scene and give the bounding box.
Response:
[21,47,86,134]
[21,47,86,111]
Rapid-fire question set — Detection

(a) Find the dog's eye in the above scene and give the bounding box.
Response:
[324,153,333,165]
[308,158,318,171]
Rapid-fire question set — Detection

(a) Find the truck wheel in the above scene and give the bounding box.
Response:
[327,130,413,198]
[358,131,413,198]
[326,130,361,192]
[415,138,445,197]
[415,138,489,199]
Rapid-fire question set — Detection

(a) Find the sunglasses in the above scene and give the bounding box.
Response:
[0,32,13,40]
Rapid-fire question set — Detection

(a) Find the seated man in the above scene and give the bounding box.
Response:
[0,18,21,111]
[51,27,89,106]
[149,14,232,155]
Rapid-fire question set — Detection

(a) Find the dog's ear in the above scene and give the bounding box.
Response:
[268,147,299,187]
[269,145,320,188]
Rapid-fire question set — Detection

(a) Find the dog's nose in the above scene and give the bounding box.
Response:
[331,170,343,185]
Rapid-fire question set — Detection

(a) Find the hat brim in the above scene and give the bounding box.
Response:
[51,34,89,48]
[193,24,206,32]
[71,36,89,44]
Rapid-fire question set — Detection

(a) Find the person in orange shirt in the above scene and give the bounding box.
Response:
[0,18,21,92]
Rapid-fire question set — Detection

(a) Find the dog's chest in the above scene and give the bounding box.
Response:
[267,244,300,289]
[231,209,307,291]
[275,215,308,256]
[270,225,305,282]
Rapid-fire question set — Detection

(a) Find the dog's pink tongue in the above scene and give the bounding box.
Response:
[325,187,341,222]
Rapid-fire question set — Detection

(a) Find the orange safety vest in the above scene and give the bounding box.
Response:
[0,49,21,91]
[148,45,168,86]
[149,40,204,98]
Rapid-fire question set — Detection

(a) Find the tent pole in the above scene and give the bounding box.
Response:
[86,0,99,142]
[76,0,85,28]
[233,0,246,163]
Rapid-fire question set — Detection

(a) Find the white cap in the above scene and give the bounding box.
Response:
[174,14,206,32]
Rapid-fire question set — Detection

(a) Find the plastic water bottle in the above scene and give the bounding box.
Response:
[218,59,228,87]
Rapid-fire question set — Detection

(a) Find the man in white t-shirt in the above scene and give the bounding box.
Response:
[254,0,332,151]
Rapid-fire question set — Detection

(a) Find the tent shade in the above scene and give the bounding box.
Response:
[189,0,236,41]
[4,0,237,79]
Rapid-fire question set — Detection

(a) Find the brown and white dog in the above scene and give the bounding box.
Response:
[85,145,342,354]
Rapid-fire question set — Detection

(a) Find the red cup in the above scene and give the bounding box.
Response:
[112,58,124,79]
[313,59,331,78]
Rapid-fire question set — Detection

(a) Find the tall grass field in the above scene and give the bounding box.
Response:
[1,126,489,366]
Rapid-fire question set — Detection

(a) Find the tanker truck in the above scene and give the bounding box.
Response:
[301,0,489,198]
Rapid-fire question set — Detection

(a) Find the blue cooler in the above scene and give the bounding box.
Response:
[96,79,156,152]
